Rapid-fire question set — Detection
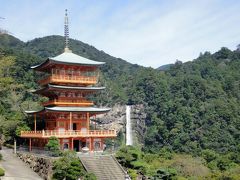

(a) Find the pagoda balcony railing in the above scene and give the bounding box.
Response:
[44,118,87,121]
[20,130,117,138]
[42,99,94,106]
[38,75,97,85]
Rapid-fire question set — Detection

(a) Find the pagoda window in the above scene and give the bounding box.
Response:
[77,70,81,76]
[80,121,86,127]
[79,114,86,119]
[58,121,65,127]
[73,114,78,119]
[60,92,66,97]
[72,92,76,98]
[59,114,65,119]
[76,93,83,98]
[55,91,60,96]
[53,69,60,75]
[60,69,65,76]
[67,92,74,97]
[66,69,74,76]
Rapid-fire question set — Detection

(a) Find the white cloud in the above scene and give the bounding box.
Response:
[1,0,240,67]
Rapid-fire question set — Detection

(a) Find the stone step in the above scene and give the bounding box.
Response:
[79,155,126,180]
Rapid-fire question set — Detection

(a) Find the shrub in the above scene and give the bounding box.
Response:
[15,124,31,136]
[128,169,138,180]
[45,136,61,157]
[158,147,173,159]
[52,150,86,180]
[153,168,177,179]
[201,149,219,163]
[0,153,2,161]
[115,146,142,168]
[84,173,97,180]
[171,155,210,177]
[216,156,231,171]
[0,168,5,176]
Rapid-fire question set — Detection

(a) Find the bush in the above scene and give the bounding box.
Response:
[0,168,5,176]
[153,168,177,179]
[45,136,61,157]
[128,169,138,180]
[52,150,86,180]
[0,153,2,161]
[171,155,210,177]
[84,173,97,180]
[202,149,219,163]
[15,124,31,136]
[115,146,142,168]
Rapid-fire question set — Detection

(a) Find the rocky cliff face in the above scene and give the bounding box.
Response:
[95,104,146,144]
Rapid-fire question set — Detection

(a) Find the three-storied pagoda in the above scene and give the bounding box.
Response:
[20,10,116,152]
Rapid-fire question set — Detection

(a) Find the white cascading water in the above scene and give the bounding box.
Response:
[126,105,133,146]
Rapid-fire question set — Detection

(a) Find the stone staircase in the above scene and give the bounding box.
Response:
[79,155,126,180]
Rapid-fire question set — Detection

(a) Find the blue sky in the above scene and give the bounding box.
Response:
[1,0,240,67]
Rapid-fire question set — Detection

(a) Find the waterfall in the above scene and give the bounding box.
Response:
[126,105,133,146]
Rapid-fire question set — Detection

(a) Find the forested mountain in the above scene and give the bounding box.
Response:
[0,33,239,178]
[157,63,173,71]
[129,49,240,154]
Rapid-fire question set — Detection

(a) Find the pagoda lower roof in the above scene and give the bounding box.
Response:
[25,106,111,114]
[31,51,105,71]
[33,84,105,94]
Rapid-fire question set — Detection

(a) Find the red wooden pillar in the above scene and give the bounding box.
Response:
[69,112,72,130]
[29,138,32,152]
[100,138,103,150]
[88,138,91,151]
[87,112,90,130]
[91,138,94,152]
[71,138,74,150]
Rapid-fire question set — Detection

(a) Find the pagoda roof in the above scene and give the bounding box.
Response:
[31,51,105,70]
[25,106,111,115]
[33,84,105,95]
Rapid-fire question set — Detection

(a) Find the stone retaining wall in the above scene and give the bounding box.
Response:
[17,152,54,180]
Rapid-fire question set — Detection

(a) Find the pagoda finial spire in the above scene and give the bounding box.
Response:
[64,9,72,53]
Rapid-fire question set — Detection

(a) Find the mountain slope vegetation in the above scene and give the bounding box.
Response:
[0,34,239,178]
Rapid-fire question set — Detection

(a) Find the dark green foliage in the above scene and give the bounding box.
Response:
[45,136,61,157]
[52,150,87,180]
[0,34,239,178]
[15,124,31,137]
[152,168,177,180]
[104,130,124,150]
[84,173,97,180]
[116,146,143,168]
[0,153,2,160]
[202,149,219,163]
[129,48,240,155]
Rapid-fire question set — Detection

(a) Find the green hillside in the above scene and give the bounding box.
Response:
[0,34,239,179]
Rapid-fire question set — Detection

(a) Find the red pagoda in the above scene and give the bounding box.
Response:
[20,10,116,152]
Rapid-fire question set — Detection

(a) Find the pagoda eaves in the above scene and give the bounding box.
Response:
[25,106,111,114]
[33,84,105,96]
[31,51,105,71]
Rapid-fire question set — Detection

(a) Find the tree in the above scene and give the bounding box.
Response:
[45,136,61,156]
[52,150,88,180]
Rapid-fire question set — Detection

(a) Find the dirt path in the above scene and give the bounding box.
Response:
[0,147,42,180]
